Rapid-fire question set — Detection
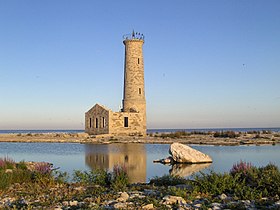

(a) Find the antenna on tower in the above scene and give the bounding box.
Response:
[132,30,135,38]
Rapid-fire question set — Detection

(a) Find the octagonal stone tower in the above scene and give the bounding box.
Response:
[122,31,146,113]
[122,31,146,131]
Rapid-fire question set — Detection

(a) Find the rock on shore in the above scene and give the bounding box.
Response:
[154,143,213,164]
[169,142,212,163]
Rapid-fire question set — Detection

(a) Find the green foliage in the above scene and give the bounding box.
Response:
[274,133,280,137]
[190,131,210,135]
[0,168,33,190]
[247,130,261,134]
[1,156,280,208]
[262,130,272,134]
[73,169,109,186]
[166,186,187,198]
[213,131,240,138]
[191,162,280,200]
[192,170,240,195]
[128,195,167,209]
[16,161,28,170]
[73,165,129,191]
[149,174,187,186]
[110,164,129,191]
[53,171,69,184]
[254,163,280,197]
[0,157,15,170]
[160,131,191,139]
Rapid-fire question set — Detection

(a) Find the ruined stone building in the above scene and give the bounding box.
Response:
[85,31,146,136]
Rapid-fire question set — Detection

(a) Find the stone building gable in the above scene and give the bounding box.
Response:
[85,104,110,135]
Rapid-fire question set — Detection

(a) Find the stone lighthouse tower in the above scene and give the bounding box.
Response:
[85,31,146,136]
[122,31,146,131]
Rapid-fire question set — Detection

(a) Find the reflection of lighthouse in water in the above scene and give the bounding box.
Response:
[85,144,146,183]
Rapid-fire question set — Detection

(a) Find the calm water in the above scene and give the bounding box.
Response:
[0,142,279,182]
[0,127,280,134]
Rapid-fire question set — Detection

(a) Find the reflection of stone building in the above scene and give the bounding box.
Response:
[85,144,146,183]
[85,31,146,136]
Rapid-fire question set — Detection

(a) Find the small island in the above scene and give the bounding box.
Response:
[0,130,279,146]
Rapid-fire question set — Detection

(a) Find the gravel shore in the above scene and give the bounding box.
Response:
[0,132,279,146]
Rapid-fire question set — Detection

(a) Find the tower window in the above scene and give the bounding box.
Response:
[102,117,105,128]
[139,88,141,94]
[124,117,129,127]
[138,58,140,64]
[89,118,92,128]
[96,118,98,128]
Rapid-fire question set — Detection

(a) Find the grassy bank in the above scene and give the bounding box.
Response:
[1,157,280,209]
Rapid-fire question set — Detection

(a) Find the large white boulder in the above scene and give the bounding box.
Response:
[169,143,212,163]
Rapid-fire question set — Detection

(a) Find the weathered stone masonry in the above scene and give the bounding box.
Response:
[85,31,146,136]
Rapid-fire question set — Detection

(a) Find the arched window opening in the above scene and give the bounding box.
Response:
[95,118,98,128]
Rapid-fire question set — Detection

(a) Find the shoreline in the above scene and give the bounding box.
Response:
[0,132,279,146]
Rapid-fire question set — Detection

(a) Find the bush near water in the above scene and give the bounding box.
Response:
[1,157,280,209]
[149,129,277,139]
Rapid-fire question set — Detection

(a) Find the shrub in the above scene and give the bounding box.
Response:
[191,131,208,135]
[73,169,109,186]
[230,160,253,176]
[0,157,15,170]
[73,165,128,191]
[167,186,188,198]
[256,163,280,197]
[34,162,52,175]
[54,171,69,184]
[16,161,28,170]
[110,164,129,191]
[192,170,240,196]
[262,130,272,134]
[254,134,261,138]
[160,131,190,139]
[149,174,187,186]
[213,131,240,138]
[190,162,280,200]
[247,130,261,134]
[0,167,33,190]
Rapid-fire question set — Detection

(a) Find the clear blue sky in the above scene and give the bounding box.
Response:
[0,0,279,130]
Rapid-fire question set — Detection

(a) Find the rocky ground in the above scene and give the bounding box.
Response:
[0,131,279,146]
[1,182,280,209]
